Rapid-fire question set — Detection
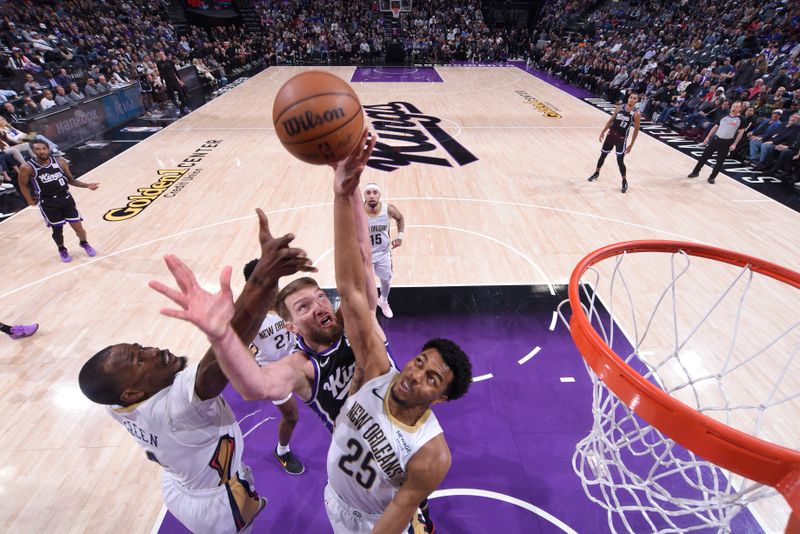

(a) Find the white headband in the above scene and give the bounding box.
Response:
[364,183,381,193]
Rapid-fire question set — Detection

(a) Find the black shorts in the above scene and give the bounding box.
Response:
[39,194,81,227]
[602,132,628,155]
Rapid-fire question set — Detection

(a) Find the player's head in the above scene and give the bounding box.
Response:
[626,92,639,107]
[364,183,381,208]
[390,338,473,408]
[242,257,259,282]
[277,277,342,346]
[30,138,50,159]
[79,344,188,406]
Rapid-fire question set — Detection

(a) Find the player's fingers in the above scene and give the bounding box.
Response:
[160,308,190,321]
[219,265,232,292]
[164,254,197,291]
[149,280,189,308]
[256,208,272,240]
[275,232,295,248]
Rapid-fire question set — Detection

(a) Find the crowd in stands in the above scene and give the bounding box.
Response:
[529,0,800,182]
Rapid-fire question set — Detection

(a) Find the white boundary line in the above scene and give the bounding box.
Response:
[517,346,541,365]
[149,506,168,534]
[472,373,494,382]
[549,311,559,331]
[429,487,578,533]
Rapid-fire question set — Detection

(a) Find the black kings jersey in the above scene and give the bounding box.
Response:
[609,106,635,138]
[296,333,395,432]
[30,157,69,197]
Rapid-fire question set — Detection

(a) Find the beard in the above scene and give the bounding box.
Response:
[304,321,343,347]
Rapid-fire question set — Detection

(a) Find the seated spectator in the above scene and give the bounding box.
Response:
[53,85,71,106]
[67,82,85,102]
[83,77,101,97]
[20,96,38,117]
[54,68,71,88]
[95,75,111,93]
[23,73,41,94]
[41,70,58,89]
[108,65,131,86]
[748,109,784,163]
[39,89,56,111]
[1,102,24,124]
[0,116,62,157]
[0,88,18,103]
[753,113,800,170]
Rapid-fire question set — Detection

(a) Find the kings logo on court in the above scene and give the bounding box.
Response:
[364,102,478,172]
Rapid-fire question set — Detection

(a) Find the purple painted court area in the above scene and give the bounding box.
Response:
[350,66,443,83]
[158,286,765,533]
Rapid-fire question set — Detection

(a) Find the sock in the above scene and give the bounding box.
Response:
[80,240,88,246]
[380,279,391,301]
[277,443,290,456]
[0,323,11,335]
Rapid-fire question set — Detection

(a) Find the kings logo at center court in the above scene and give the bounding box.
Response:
[364,102,478,172]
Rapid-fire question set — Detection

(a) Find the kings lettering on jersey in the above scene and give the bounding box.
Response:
[346,402,403,479]
[323,364,354,401]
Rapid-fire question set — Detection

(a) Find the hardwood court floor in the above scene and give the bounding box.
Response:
[1,66,797,533]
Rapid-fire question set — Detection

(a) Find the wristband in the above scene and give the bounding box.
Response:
[397,232,404,240]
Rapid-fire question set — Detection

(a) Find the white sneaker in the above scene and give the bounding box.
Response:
[0,183,13,190]
[378,298,393,318]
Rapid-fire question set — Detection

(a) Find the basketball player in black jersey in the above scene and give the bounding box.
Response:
[18,139,99,262]
[588,92,641,193]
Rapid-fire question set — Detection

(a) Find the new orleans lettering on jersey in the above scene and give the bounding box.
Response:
[345,402,403,479]
[609,106,635,138]
[367,203,391,256]
[30,156,69,197]
[249,313,294,366]
[297,333,396,432]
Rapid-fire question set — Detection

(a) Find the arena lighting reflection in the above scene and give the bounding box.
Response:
[53,383,92,411]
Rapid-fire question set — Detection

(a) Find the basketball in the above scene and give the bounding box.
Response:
[272,71,364,165]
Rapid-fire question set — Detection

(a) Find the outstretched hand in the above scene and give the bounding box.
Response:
[332,128,376,197]
[251,208,317,284]
[149,255,235,342]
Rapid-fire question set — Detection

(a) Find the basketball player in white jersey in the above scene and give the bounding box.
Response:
[78,211,316,534]
[18,139,99,262]
[242,258,305,475]
[363,183,405,318]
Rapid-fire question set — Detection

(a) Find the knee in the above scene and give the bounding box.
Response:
[51,225,63,239]
[282,408,299,425]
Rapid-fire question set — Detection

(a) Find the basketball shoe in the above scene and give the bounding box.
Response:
[378,297,394,318]
[9,323,38,339]
[274,448,305,475]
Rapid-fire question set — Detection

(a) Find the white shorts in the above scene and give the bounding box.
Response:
[324,483,382,534]
[372,251,392,282]
[162,465,266,534]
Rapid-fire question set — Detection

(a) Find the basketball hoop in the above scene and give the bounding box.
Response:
[391,5,400,18]
[558,240,800,533]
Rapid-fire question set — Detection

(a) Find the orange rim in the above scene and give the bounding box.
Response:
[568,240,800,523]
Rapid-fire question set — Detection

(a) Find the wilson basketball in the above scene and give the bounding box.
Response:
[272,71,364,165]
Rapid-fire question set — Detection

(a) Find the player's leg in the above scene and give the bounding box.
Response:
[616,138,628,193]
[589,135,615,181]
[374,253,394,318]
[273,395,305,475]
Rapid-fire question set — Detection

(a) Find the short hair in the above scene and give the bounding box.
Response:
[276,276,320,320]
[242,257,259,281]
[423,338,472,401]
[79,346,123,405]
[30,138,49,149]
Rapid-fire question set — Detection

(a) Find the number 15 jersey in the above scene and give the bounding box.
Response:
[326,369,442,514]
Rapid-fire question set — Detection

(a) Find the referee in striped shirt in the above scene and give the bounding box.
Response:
[688,101,745,184]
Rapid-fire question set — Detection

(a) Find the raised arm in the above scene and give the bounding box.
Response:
[152,210,316,400]
[332,128,390,382]
[371,436,451,534]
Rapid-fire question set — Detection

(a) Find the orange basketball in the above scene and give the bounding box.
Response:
[272,71,364,165]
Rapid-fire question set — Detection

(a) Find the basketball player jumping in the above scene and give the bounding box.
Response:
[243,258,305,475]
[79,210,316,534]
[363,183,405,318]
[587,92,641,193]
[18,139,99,262]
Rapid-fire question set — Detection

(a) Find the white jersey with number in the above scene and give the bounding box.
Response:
[326,369,443,515]
[249,313,295,366]
[107,363,244,490]
[367,203,391,259]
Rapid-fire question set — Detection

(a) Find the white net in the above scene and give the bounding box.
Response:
[558,248,800,533]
